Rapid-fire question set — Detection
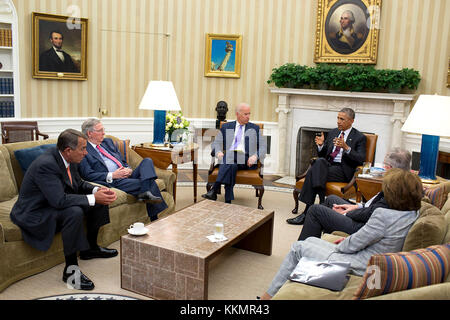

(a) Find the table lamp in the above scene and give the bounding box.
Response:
[401,94,450,182]
[138,81,181,146]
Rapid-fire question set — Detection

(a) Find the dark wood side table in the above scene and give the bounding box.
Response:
[356,173,448,203]
[132,143,199,203]
[355,175,383,203]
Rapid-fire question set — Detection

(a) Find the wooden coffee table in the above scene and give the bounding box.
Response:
[120,200,274,300]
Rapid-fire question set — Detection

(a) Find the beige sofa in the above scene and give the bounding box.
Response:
[273,182,450,300]
[0,136,176,293]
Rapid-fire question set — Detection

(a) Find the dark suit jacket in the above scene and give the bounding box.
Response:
[39,48,79,73]
[79,138,129,186]
[318,127,366,181]
[10,147,95,252]
[211,121,267,167]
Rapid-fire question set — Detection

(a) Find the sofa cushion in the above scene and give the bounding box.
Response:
[14,144,56,173]
[423,183,449,210]
[442,198,450,244]
[402,201,446,251]
[0,147,17,202]
[273,274,363,300]
[353,244,450,300]
[0,195,22,242]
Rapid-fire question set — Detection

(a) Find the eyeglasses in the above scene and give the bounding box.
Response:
[93,128,105,133]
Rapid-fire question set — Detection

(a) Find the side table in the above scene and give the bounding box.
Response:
[355,175,383,203]
[356,173,448,203]
[132,143,199,203]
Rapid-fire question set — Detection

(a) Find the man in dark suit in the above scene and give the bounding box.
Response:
[10,129,118,290]
[39,30,79,73]
[202,102,266,204]
[79,118,167,221]
[287,107,366,225]
[297,148,412,241]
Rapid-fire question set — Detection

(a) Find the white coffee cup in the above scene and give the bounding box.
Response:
[214,222,224,239]
[129,222,145,232]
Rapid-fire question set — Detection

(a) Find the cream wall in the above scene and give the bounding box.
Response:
[13,0,450,121]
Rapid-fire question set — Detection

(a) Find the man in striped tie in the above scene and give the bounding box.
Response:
[202,103,266,204]
[79,119,167,221]
[287,108,366,225]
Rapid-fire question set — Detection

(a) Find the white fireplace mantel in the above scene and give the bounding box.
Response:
[270,87,417,176]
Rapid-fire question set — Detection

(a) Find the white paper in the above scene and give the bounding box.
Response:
[206,235,228,242]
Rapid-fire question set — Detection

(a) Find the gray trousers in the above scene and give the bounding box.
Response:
[267,237,337,297]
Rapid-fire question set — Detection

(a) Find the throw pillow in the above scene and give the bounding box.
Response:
[423,184,449,210]
[353,244,450,300]
[402,201,446,251]
[113,139,130,165]
[14,144,56,173]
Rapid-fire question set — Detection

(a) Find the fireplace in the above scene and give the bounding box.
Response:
[270,88,417,177]
[295,127,331,177]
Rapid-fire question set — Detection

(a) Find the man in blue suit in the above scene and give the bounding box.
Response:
[202,102,266,204]
[79,119,167,221]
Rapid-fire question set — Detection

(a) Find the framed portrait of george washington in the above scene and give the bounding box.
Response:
[204,33,242,78]
[32,12,88,80]
[314,0,382,64]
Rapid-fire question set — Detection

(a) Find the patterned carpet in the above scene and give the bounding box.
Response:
[37,293,139,300]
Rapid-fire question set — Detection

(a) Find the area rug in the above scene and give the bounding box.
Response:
[37,293,139,300]
[273,176,296,186]
[0,186,306,300]
[178,181,294,193]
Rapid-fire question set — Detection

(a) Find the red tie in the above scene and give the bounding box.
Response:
[329,131,345,162]
[96,145,123,168]
[67,165,73,185]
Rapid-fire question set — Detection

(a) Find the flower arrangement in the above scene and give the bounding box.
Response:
[165,111,190,141]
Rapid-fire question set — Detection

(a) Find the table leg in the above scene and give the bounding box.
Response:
[234,215,273,256]
[193,162,198,202]
[172,163,177,203]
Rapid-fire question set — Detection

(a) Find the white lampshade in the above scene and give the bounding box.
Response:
[138,81,181,111]
[401,94,450,137]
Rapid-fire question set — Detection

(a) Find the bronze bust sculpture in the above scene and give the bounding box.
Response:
[215,101,228,129]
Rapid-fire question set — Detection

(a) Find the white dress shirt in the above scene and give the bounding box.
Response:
[59,151,98,206]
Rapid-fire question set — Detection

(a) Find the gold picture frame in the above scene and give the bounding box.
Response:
[447,58,450,88]
[314,0,382,64]
[204,33,242,78]
[32,12,88,80]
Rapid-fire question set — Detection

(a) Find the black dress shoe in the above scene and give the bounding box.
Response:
[286,213,306,225]
[201,189,217,201]
[63,267,95,290]
[80,247,118,260]
[137,191,163,204]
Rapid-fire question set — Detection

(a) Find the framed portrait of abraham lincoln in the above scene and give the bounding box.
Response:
[32,12,88,80]
[314,0,382,64]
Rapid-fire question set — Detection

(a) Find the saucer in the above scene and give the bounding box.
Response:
[127,227,148,236]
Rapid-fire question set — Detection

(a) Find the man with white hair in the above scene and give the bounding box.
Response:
[202,103,266,204]
[328,9,364,54]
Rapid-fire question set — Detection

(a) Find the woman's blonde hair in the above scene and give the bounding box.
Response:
[382,168,423,211]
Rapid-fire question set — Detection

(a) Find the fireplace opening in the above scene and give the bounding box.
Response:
[295,126,332,177]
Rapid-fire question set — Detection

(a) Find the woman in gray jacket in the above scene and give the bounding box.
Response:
[261,168,422,299]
